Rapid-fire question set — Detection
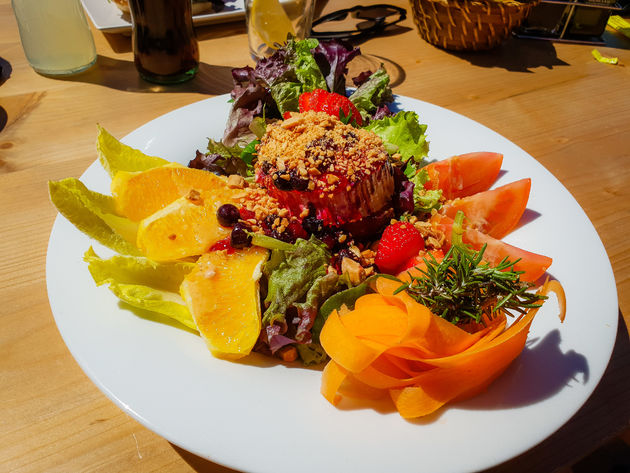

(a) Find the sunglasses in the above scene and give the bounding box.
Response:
[310,4,407,41]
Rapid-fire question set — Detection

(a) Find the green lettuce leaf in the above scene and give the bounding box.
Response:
[268,38,327,114]
[84,248,197,331]
[349,66,393,118]
[49,178,140,255]
[296,343,328,365]
[250,233,295,251]
[409,168,442,213]
[312,275,377,341]
[294,271,339,316]
[96,125,169,177]
[263,236,331,326]
[205,138,252,176]
[270,81,302,115]
[288,37,327,93]
[365,111,429,163]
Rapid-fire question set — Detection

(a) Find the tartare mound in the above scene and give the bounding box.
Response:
[255,111,394,226]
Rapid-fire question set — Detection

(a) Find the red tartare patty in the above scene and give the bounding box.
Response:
[254,111,394,227]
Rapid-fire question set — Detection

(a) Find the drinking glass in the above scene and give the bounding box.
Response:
[245,0,316,59]
[12,0,97,76]
[128,0,200,84]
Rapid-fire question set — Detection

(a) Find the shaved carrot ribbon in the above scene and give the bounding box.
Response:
[320,277,566,418]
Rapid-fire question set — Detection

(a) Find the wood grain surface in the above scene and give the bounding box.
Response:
[1,0,629,471]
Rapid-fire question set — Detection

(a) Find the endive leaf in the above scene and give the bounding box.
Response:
[96,124,169,177]
[83,248,197,330]
[84,247,195,292]
[49,178,140,255]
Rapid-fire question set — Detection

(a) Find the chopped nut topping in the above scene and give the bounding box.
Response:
[414,221,446,249]
[227,174,247,189]
[255,111,389,194]
[186,189,203,206]
[341,257,366,286]
[201,260,216,279]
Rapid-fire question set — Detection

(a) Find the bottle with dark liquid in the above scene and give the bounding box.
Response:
[129,0,199,84]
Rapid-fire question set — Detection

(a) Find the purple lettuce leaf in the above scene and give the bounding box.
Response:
[312,39,360,95]
[222,67,277,147]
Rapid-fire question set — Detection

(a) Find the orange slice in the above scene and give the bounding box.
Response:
[112,164,234,222]
[136,187,237,261]
[180,247,269,359]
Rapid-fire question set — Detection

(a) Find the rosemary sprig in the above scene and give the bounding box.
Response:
[400,243,547,325]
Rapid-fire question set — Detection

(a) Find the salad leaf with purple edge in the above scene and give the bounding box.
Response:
[349,66,394,120]
[313,39,361,95]
[222,66,277,147]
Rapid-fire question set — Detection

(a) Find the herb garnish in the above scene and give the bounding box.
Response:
[395,212,547,325]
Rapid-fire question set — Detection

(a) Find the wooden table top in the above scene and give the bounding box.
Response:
[2,0,629,471]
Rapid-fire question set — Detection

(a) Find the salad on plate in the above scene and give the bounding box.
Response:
[49,38,565,419]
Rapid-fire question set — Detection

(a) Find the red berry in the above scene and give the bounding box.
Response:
[375,222,425,275]
[298,89,363,126]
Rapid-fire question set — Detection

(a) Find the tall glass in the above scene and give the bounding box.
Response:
[12,0,97,76]
[128,0,200,84]
[246,0,316,59]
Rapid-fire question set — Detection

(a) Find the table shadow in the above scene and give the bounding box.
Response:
[445,36,570,72]
[0,56,12,87]
[50,55,234,95]
[172,444,243,473]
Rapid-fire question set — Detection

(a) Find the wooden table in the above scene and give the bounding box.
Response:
[2,0,629,471]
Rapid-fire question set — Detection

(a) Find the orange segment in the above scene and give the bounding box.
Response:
[180,247,269,359]
[112,164,234,222]
[136,187,238,261]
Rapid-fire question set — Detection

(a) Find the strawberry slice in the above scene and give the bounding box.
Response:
[298,89,363,126]
[375,222,425,275]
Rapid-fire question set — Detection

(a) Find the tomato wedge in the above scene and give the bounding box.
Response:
[432,215,552,282]
[440,178,531,239]
[423,152,503,200]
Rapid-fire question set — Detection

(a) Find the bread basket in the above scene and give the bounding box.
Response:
[409,0,539,51]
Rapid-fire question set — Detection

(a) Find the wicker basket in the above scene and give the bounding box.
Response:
[409,0,538,51]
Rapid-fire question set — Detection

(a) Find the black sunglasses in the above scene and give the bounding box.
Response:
[310,4,407,41]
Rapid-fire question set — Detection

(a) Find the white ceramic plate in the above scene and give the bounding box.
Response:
[81,0,245,33]
[46,94,618,473]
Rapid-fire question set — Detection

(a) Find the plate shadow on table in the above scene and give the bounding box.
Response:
[0,56,11,135]
[51,55,234,95]
[485,310,630,473]
[0,56,12,87]
[347,54,407,88]
[172,444,243,473]
[445,36,570,73]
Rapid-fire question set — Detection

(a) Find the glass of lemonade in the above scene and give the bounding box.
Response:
[12,0,97,76]
[246,0,316,59]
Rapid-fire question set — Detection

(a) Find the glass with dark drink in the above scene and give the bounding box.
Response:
[129,0,199,84]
